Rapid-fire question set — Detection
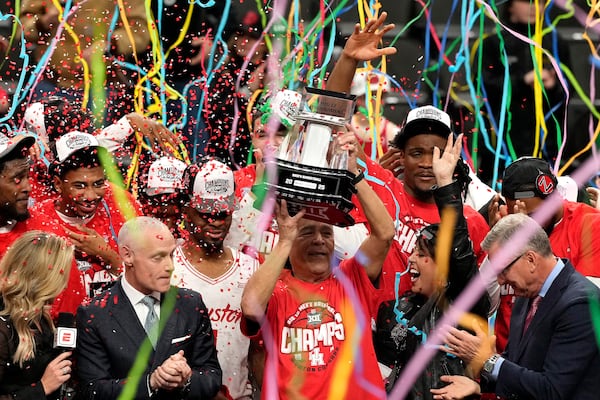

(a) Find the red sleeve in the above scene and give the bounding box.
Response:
[362,157,404,218]
[50,258,87,319]
[339,257,382,317]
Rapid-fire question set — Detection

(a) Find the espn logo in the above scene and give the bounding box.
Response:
[55,327,77,349]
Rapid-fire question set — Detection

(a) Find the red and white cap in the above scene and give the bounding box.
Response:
[145,156,187,196]
[187,159,236,213]
[55,131,100,162]
[0,133,35,162]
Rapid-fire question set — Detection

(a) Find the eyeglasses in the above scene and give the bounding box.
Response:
[499,252,526,276]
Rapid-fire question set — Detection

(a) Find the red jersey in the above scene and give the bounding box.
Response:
[361,158,490,302]
[494,200,600,351]
[0,220,31,257]
[29,183,141,298]
[243,258,385,400]
[0,219,87,318]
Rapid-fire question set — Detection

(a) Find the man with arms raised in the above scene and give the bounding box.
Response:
[241,132,395,399]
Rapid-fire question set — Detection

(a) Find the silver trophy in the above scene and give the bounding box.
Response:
[263,87,358,226]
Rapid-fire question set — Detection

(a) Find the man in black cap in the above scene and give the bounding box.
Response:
[0,131,35,256]
[489,156,600,352]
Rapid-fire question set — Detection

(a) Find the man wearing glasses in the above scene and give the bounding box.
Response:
[434,213,600,400]
[487,157,600,352]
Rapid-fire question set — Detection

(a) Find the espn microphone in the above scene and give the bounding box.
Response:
[53,313,76,400]
[54,312,77,350]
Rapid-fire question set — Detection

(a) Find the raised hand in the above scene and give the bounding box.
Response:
[125,113,184,156]
[432,133,463,187]
[378,147,403,176]
[586,187,600,209]
[342,12,397,62]
[275,200,306,245]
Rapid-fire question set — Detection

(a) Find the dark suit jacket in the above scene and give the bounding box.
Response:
[76,282,221,399]
[495,261,600,399]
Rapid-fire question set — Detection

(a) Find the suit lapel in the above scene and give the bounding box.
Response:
[109,282,151,350]
[514,264,572,361]
[509,297,528,360]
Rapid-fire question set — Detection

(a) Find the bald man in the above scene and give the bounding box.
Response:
[76,217,222,399]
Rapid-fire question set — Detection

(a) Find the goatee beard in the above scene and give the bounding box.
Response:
[202,241,224,255]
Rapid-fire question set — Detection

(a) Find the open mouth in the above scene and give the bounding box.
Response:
[409,268,421,282]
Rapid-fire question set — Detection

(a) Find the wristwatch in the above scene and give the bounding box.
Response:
[352,168,365,185]
[482,354,501,379]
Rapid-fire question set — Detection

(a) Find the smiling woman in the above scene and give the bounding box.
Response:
[376,134,490,398]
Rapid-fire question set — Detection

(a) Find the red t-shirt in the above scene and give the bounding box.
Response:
[494,200,600,352]
[0,220,31,257]
[0,219,87,318]
[361,158,489,302]
[243,258,386,400]
[29,183,141,298]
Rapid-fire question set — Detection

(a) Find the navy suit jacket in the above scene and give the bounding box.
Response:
[76,281,221,399]
[495,261,600,399]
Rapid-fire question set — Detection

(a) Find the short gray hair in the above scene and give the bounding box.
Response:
[482,213,553,257]
[118,216,171,251]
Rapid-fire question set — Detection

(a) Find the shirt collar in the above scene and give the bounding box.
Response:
[539,258,565,298]
[121,274,161,305]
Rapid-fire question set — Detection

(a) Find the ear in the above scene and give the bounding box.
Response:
[398,149,406,167]
[120,245,134,267]
[53,175,62,193]
[525,251,537,273]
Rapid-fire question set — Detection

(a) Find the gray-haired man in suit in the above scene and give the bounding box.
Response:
[433,213,600,400]
[76,216,222,399]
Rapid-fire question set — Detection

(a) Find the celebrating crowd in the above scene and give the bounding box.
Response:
[2,2,600,400]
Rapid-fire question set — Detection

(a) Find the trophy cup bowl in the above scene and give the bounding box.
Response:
[257,88,359,227]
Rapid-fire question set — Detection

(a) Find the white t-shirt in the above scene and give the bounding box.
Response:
[171,246,258,400]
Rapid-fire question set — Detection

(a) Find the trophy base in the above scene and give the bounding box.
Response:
[261,159,357,227]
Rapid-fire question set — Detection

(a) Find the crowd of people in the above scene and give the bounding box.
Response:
[2,2,600,400]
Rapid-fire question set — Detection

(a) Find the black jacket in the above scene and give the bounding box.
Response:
[382,181,490,399]
[0,298,62,400]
